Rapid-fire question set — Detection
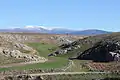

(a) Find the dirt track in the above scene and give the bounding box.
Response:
[0,60,46,68]
[13,72,111,76]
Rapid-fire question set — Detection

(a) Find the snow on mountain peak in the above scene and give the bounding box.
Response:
[24,26,53,30]
[25,26,35,28]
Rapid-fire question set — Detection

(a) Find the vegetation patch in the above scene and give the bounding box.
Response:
[27,42,58,57]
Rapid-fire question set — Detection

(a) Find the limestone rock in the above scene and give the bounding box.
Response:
[76,41,120,62]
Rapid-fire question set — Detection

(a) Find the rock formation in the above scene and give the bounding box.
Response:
[0,33,47,64]
[76,41,120,62]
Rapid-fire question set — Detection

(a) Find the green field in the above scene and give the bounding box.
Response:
[0,42,91,72]
[0,42,69,71]
[27,42,58,57]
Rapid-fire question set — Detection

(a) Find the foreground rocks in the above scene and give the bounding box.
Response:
[2,74,120,80]
[3,75,43,80]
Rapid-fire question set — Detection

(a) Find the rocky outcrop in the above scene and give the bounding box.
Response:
[48,43,80,56]
[13,43,33,51]
[0,34,47,64]
[0,33,34,43]
[76,41,120,62]
[0,48,47,62]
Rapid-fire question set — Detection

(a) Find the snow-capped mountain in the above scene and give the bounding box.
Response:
[24,26,74,34]
[24,26,49,33]
[0,26,111,35]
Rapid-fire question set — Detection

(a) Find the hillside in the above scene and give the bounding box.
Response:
[50,32,120,57]
[76,40,120,62]
[0,33,49,65]
[49,32,120,72]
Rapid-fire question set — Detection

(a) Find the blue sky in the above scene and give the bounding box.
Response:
[0,0,120,31]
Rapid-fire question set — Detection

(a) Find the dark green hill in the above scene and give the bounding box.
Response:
[76,41,120,62]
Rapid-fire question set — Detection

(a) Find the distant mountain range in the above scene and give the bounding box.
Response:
[0,26,111,35]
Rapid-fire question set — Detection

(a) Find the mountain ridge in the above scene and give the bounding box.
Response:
[0,26,111,35]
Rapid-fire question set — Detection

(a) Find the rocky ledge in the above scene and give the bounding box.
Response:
[76,41,120,62]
